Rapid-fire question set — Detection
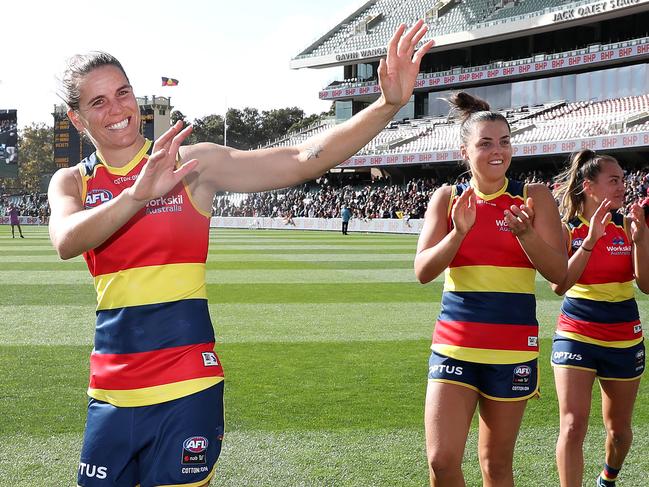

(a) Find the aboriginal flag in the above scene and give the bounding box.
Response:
[161,77,179,86]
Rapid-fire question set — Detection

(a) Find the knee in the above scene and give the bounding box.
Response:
[427,448,463,476]
[479,451,512,481]
[560,414,589,444]
[606,424,633,447]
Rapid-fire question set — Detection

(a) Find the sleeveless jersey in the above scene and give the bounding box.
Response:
[432,179,539,364]
[557,212,642,347]
[79,140,224,407]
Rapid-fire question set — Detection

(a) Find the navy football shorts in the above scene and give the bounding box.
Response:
[428,351,539,401]
[77,382,224,487]
[551,334,645,380]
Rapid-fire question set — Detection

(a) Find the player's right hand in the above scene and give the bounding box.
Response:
[585,198,612,246]
[127,121,198,203]
[451,186,476,236]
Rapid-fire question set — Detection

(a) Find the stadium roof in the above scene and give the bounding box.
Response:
[291,0,649,69]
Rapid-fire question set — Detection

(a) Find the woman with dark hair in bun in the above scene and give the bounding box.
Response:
[415,92,567,486]
[551,150,648,487]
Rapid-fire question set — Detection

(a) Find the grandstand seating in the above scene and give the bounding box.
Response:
[320,34,649,101]
[261,119,338,149]
[511,95,649,143]
[264,95,649,155]
[295,0,587,61]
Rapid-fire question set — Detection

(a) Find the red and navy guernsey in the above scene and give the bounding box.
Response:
[556,212,642,348]
[432,179,539,364]
[79,139,223,407]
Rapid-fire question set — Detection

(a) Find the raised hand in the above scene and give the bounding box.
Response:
[128,121,198,203]
[504,197,535,237]
[378,20,435,108]
[628,202,647,243]
[451,187,476,236]
[584,199,612,246]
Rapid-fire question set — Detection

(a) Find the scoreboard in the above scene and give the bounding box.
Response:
[0,109,18,178]
[53,113,94,169]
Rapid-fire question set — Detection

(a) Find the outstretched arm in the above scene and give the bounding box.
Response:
[187,21,435,196]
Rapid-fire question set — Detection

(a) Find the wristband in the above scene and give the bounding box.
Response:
[581,245,593,252]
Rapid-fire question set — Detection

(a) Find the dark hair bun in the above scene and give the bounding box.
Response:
[448,92,491,121]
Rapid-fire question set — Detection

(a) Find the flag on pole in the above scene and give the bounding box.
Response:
[161,77,179,86]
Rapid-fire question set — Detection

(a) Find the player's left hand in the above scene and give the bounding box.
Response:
[504,197,535,237]
[378,20,435,108]
[629,202,648,243]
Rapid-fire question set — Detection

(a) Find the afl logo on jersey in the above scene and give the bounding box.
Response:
[85,189,113,208]
[571,238,584,251]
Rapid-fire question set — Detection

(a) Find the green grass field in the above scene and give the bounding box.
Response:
[0,225,647,486]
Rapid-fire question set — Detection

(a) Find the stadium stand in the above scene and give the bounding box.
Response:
[260,119,338,149]
[11,1,648,230]
[320,34,649,97]
[266,94,649,158]
[210,0,649,228]
[293,0,602,62]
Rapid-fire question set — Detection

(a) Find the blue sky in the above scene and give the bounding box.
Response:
[0,0,365,127]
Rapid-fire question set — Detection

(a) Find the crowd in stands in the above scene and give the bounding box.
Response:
[625,168,649,209]
[0,192,50,221]
[1,167,647,225]
[213,167,649,221]
[213,175,439,221]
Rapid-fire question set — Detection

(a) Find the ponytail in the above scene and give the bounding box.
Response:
[554,150,618,222]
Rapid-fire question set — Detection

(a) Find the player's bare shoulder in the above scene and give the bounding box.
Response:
[426,184,454,215]
[48,164,83,200]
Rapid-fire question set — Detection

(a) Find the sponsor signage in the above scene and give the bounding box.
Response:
[551,0,641,23]
[210,216,425,234]
[319,39,649,100]
[336,131,649,168]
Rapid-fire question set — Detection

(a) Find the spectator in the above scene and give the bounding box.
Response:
[8,204,24,238]
[341,204,351,235]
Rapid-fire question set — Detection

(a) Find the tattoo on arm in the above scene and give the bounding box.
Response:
[306,145,323,160]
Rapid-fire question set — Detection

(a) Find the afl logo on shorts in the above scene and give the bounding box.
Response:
[85,189,113,208]
[636,349,645,368]
[512,365,531,385]
[182,436,208,465]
